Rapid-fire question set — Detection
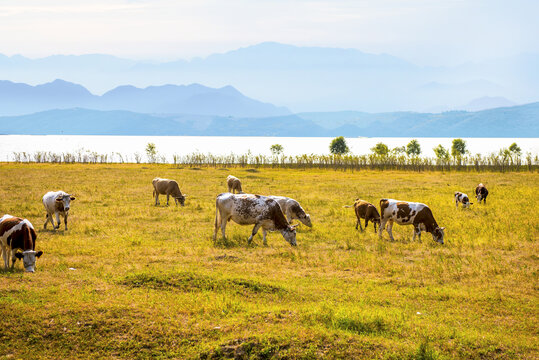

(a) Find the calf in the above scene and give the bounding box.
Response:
[43,191,76,230]
[475,183,488,204]
[0,214,43,272]
[267,195,312,227]
[454,192,472,208]
[213,193,298,246]
[227,175,244,194]
[378,199,445,244]
[152,177,187,206]
[344,199,380,232]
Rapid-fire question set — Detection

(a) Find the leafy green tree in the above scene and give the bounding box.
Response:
[391,146,406,155]
[451,138,467,159]
[433,144,450,162]
[329,136,350,154]
[371,142,389,156]
[406,139,421,157]
[270,144,284,156]
[146,142,158,163]
[509,142,521,156]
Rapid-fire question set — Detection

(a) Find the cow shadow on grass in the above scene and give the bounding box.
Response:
[213,234,259,249]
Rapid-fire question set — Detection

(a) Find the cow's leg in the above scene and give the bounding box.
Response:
[64,213,68,231]
[155,193,160,206]
[220,217,228,239]
[44,213,50,229]
[262,229,268,245]
[248,223,262,244]
[455,200,459,208]
[373,222,378,233]
[378,219,387,238]
[1,245,8,269]
[386,221,395,241]
[10,249,17,268]
[166,194,170,206]
[54,212,61,230]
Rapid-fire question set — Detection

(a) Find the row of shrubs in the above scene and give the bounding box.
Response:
[9,149,538,172]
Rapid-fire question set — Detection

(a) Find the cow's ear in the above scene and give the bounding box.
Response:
[15,252,23,259]
[70,196,76,201]
[36,251,43,258]
[55,197,63,202]
[440,227,446,230]
[183,194,188,197]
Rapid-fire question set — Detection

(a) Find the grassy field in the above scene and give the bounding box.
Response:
[0,163,537,359]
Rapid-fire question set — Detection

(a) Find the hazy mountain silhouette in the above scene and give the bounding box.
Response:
[1,102,537,137]
[2,43,537,112]
[0,80,290,117]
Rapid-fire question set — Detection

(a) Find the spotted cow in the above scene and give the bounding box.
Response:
[227,175,244,194]
[344,199,380,232]
[152,178,187,206]
[267,195,312,227]
[0,215,43,272]
[454,192,473,208]
[379,199,445,244]
[43,191,76,230]
[475,183,489,204]
[213,193,298,246]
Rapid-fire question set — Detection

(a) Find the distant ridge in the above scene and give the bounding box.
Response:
[1,103,537,137]
[0,79,290,118]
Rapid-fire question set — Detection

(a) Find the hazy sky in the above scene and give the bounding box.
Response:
[1,0,537,65]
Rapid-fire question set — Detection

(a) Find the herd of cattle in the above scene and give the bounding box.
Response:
[0,174,489,272]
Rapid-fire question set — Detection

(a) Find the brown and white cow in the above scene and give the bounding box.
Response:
[0,214,43,272]
[213,193,298,246]
[454,192,473,208]
[152,177,187,206]
[475,183,489,204]
[378,199,445,244]
[343,199,380,232]
[43,191,76,230]
[267,195,312,227]
[227,175,244,194]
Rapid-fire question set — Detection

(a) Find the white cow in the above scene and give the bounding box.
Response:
[43,191,76,230]
[267,195,312,227]
[213,193,298,246]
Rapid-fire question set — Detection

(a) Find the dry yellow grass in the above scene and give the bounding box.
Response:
[0,163,537,359]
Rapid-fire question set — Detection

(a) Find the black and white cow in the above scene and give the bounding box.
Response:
[213,193,298,246]
[454,192,473,208]
[475,183,489,204]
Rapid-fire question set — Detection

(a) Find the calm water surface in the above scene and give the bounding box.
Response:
[1,135,537,162]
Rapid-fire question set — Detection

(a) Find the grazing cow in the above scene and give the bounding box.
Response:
[43,191,76,230]
[213,193,298,246]
[378,199,445,244]
[152,177,187,206]
[454,192,473,208]
[267,195,312,227]
[0,215,43,272]
[227,175,244,194]
[343,199,380,232]
[475,183,489,204]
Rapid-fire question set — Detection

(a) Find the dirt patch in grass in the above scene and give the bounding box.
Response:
[120,271,286,296]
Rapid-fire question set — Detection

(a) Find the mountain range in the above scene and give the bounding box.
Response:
[2,42,538,112]
[1,102,537,137]
[0,79,289,117]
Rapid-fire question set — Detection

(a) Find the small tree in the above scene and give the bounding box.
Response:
[371,142,389,156]
[433,144,450,170]
[329,136,350,155]
[146,142,158,163]
[406,139,421,157]
[451,138,467,158]
[270,144,284,156]
[391,146,406,155]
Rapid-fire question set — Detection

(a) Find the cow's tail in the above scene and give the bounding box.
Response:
[153,189,156,198]
[214,198,221,231]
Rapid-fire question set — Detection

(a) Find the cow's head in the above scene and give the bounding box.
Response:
[463,196,472,208]
[56,194,75,211]
[300,213,312,227]
[475,191,483,202]
[174,194,186,206]
[281,224,298,246]
[15,250,43,272]
[431,227,446,244]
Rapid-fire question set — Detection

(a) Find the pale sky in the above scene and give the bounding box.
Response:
[1,0,537,65]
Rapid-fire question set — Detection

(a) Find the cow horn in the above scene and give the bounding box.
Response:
[291,224,300,229]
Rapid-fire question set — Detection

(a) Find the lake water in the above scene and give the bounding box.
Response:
[1,135,537,162]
